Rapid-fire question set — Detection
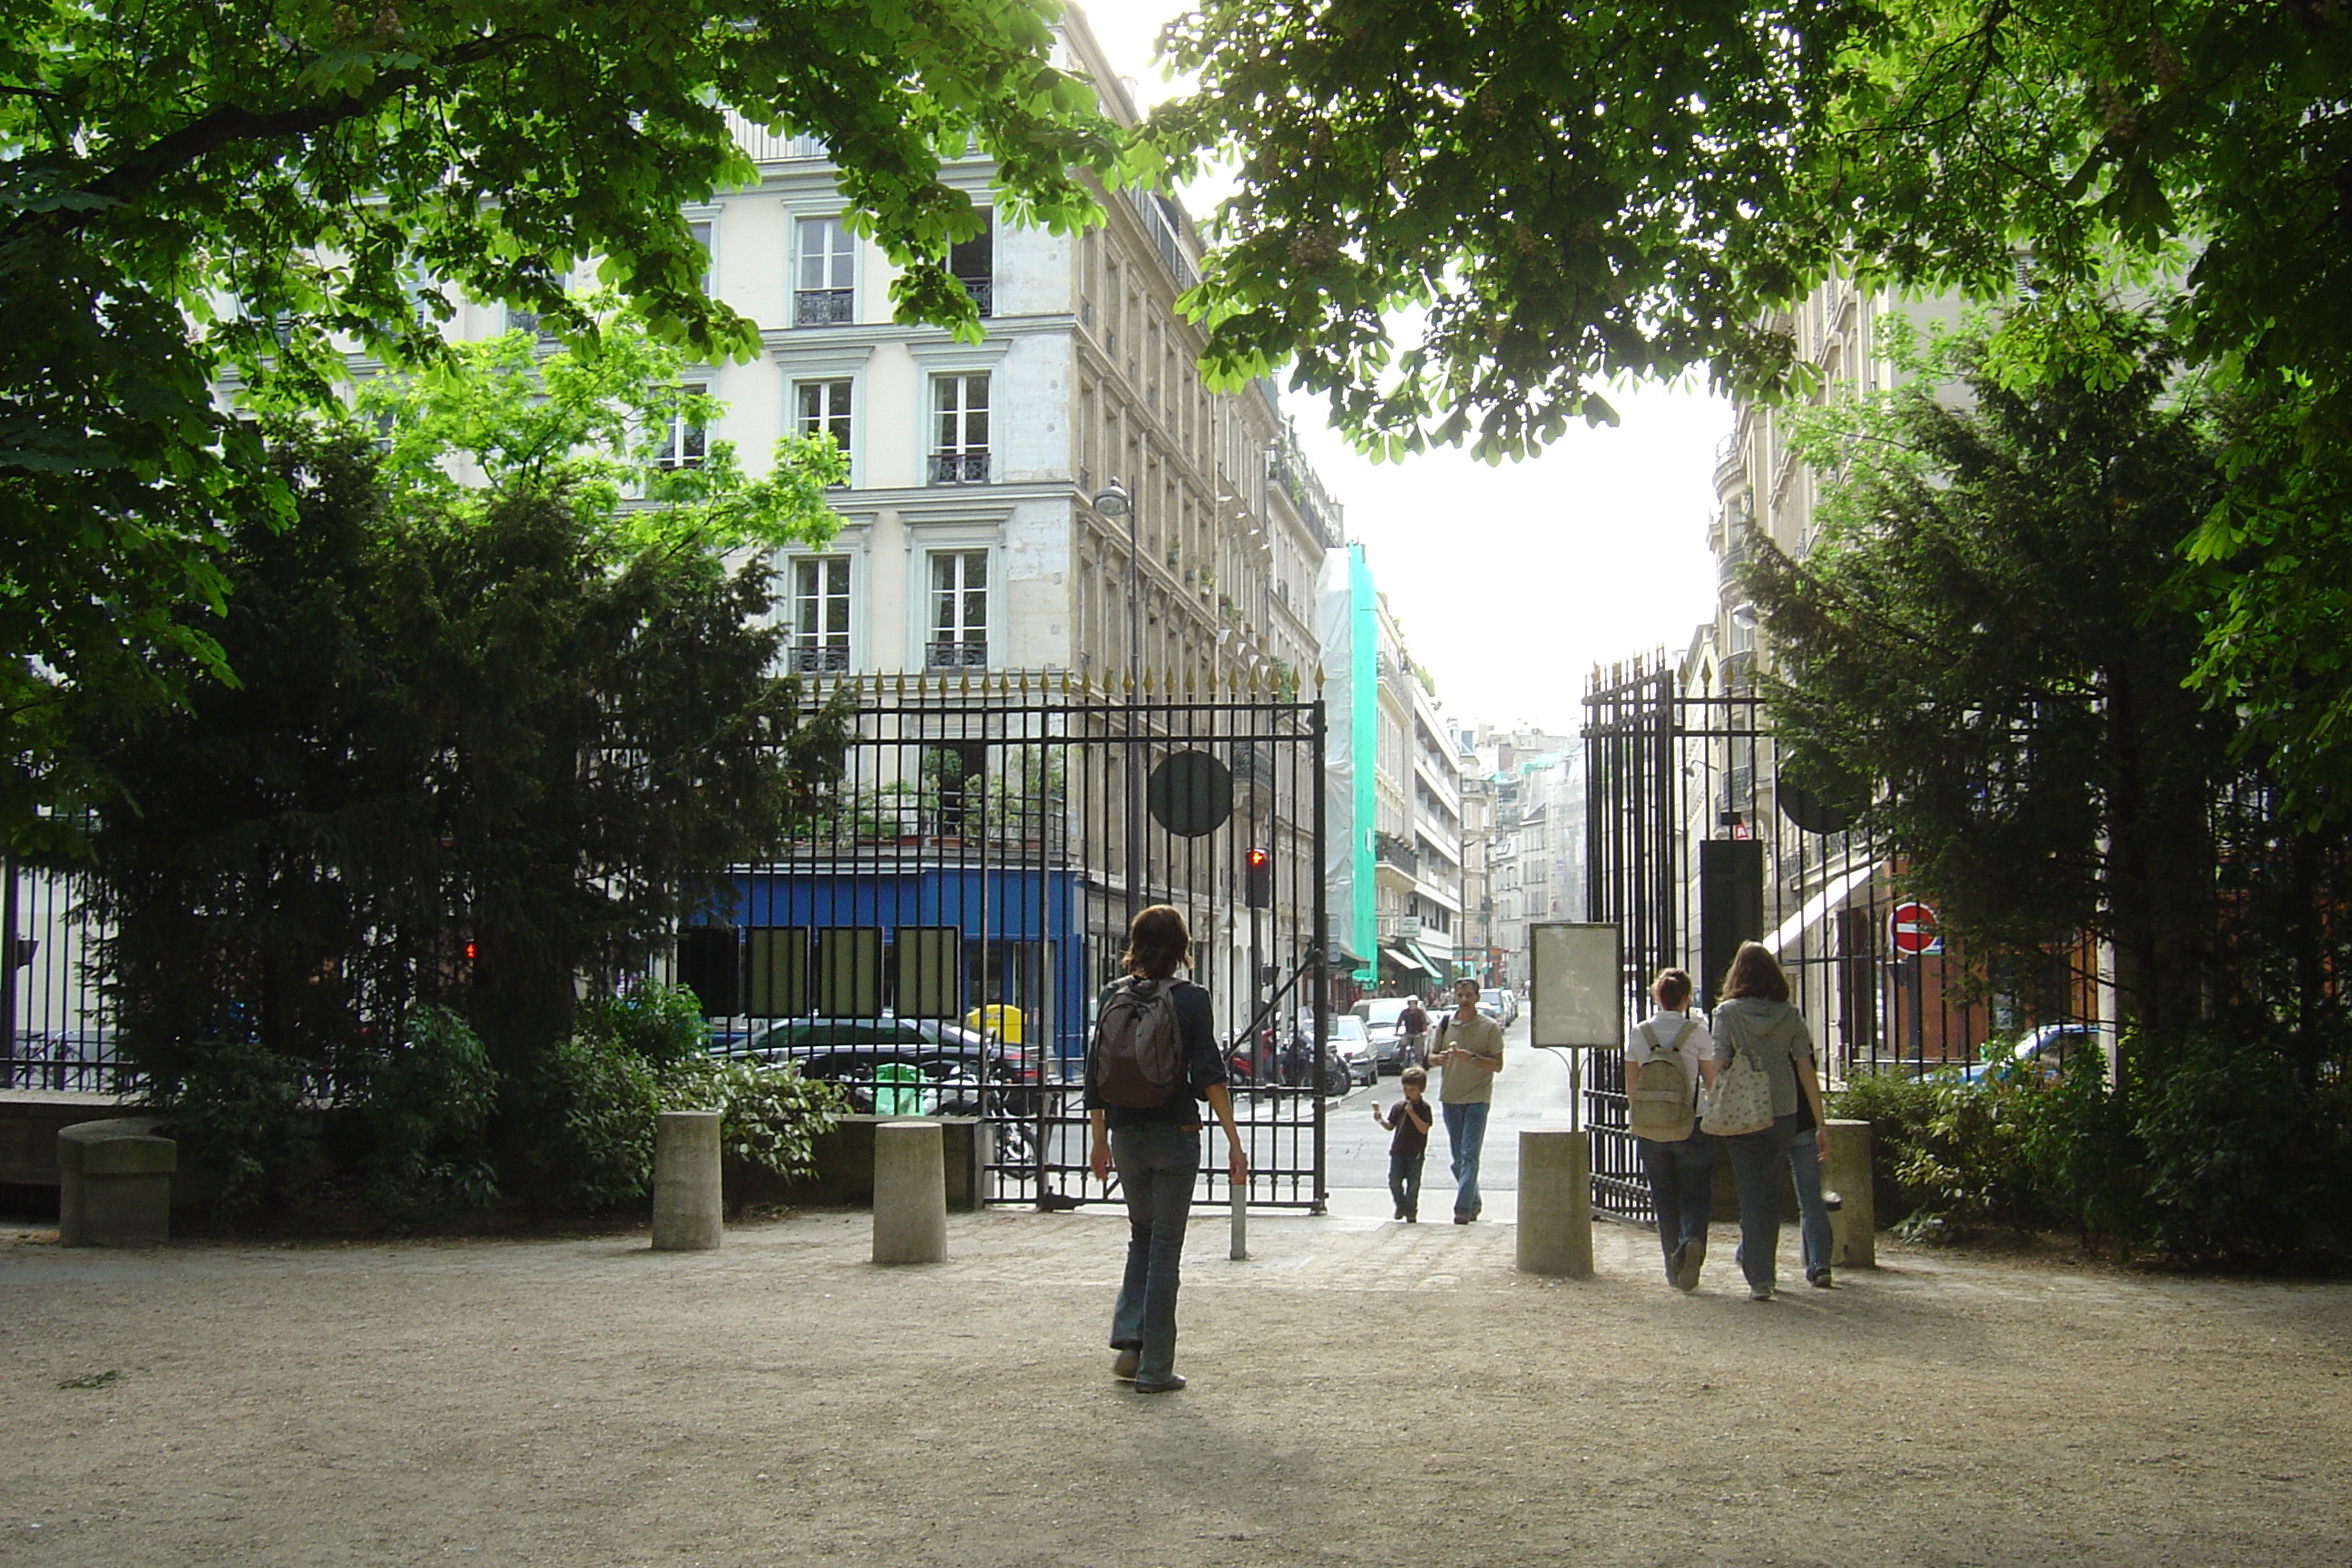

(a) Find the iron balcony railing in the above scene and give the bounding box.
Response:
[924,640,989,670]
[794,289,854,327]
[787,644,850,674]
[927,451,990,485]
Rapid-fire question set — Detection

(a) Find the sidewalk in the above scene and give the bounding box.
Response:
[7,1202,2348,1567]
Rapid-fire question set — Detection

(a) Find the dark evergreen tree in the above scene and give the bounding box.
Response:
[1743,313,2230,1037]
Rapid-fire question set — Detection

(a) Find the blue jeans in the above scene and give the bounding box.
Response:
[1387,1148,1426,1219]
[1109,1122,1200,1384]
[1441,1100,1490,1218]
[1636,1130,1716,1279]
[1724,1114,1800,1292]
[1786,1126,1834,1276]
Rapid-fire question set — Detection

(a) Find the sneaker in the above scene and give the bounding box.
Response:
[1748,1284,1775,1302]
[1404,1213,1417,1223]
[1674,1240,1705,1292]
[1453,1211,1475,1225]
[1808,1268,1835,1289]
[1132,1374,1186,1394]
[1112,1346,1140,1380]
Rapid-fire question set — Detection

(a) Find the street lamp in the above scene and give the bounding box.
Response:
[1092,475,1144,915]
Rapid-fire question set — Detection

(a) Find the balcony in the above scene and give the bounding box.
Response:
[1374,831,1419,877]
[927,451,991,485]
[787,644,849,674]
[794,289,854,327]
[925,640,989,671]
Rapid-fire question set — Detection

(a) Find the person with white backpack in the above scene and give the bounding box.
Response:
[1623,967,1716,1290]
[1700,942,1832,1302]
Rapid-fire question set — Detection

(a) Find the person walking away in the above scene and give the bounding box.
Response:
[1625,967,1715,1290]
[1430,976,1504,1223]
[1086,905,1249,1392]
[1374,1065,1435,1220]
[1396,996,1429,1071]
[1700,942,1830,1301]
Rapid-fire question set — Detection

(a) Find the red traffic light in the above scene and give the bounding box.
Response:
[1244,846,1271,907]
[1246,847,1269,867]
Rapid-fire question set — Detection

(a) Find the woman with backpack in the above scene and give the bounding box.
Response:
[1700,942,1832,1301]
[1624,967,1715,1290]
[1084,904,1249,1393]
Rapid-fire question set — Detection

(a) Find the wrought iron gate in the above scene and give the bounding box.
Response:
[688,670,1331,1211]
[1580,661,2039,1220]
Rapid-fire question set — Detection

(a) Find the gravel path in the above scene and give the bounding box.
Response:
[6,1205,2347,1566]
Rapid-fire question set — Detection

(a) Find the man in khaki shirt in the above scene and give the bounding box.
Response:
[1430,976,1505,1222]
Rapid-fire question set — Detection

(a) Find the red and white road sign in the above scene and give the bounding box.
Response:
[1888,901,1943,956]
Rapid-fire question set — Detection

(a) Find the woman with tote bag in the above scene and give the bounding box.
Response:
[1699,942,1831,1301]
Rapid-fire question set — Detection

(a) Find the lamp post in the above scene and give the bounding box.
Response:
[1092,477,1142,917]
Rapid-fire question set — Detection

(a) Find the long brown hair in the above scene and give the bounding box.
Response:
[1719,941,1790,1004]
[1122,904,1191,980]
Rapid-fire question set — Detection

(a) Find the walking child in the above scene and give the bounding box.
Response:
[1374,1065,1434,1221]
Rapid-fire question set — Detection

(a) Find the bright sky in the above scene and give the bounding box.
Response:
[1073,0,1729,736]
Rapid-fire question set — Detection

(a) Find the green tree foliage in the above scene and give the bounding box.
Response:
[1154,0,2350,454]
[1155,0,2352,806]
[1744,312,2230,1035]
[1,0,1116,851]
[74,322,850,1210]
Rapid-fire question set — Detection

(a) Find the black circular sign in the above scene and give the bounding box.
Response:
[1147,750,1235,838]
[1778,772,1858,836]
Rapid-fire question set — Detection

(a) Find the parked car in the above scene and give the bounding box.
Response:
[1326,1014,1377,1087]
[1354,997,1419,1073]
[1943,1024,2109,1088]
[1479,987,1519,1026]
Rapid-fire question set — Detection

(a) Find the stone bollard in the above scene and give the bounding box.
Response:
[872,1119,947,1265]
[1824,1118,1876,1269]
[58,1118,175,1248]
[652,1110,724,1252]
[1516,1128,1592,1279]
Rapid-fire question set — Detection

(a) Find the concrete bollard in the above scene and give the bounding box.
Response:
[652,1110,724,1251]
[872,1119,947,1265]
[1230,1181,1248,1260]
[1824,1118,1876,1269]
[1516,1128,1592,1279]
[58,1119,175,1248]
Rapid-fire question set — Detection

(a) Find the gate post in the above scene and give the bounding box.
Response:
[1516,1128,1592,1279]
[1824,1118,1876,1268]
[873,1120,948,1265]
[652,1110,723,1251]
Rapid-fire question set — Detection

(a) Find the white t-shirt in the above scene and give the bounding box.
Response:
[1624,1009,1712,1100]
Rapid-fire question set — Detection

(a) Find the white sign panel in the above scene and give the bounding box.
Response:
[1529,922,1622,1049]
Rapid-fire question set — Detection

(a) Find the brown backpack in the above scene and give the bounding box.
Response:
[1091,977,1186,1107]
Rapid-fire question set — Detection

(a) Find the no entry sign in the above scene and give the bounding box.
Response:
[1887,901,1943,956]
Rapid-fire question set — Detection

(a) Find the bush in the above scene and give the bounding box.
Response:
[506,1032,661,1213]
[358,1005,500,1211]
[1826,1069,1940,1225]
[576,981,710,1073]
[2132,1029,2328,1266]
[661,1055,847,1181]
[152,1037,307,1219]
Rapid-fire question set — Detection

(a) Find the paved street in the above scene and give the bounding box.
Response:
[1326,1012,1574,1193]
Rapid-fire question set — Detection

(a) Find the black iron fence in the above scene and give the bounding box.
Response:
[0,863,121,1094]
[665,669,1333,1210]
[3,671,1337,1210]
[1580,660,2095,1219]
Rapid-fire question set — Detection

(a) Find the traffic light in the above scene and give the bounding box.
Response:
[1244,846,1271,907]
